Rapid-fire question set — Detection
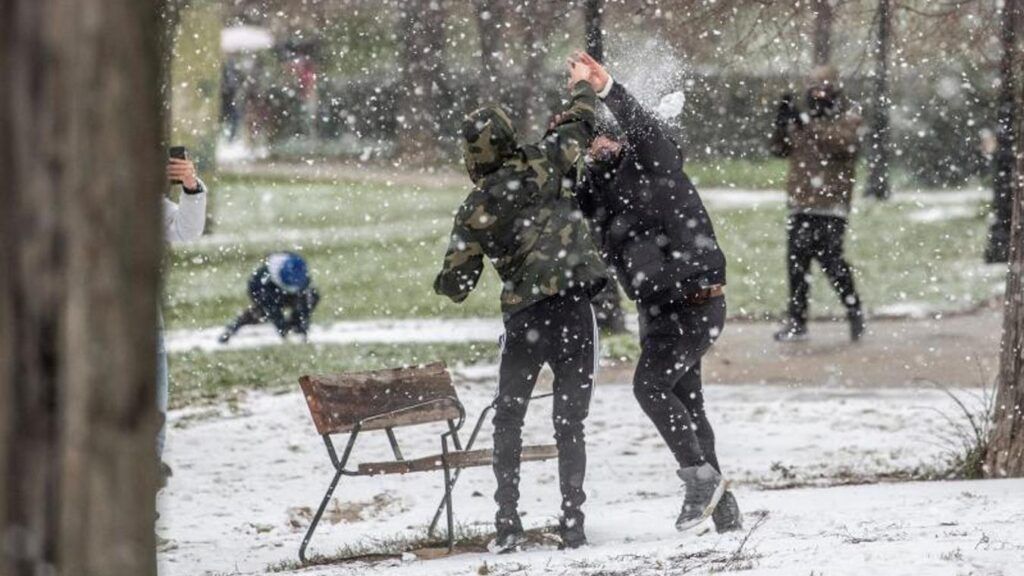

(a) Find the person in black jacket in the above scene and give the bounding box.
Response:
[570,53,741,534]
[219,252,320,343]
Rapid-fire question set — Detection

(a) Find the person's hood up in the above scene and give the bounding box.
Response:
[461,105,518,184]
[267,252,310,293]
[807,64,842,95]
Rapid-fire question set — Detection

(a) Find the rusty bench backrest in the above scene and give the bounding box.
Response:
[299,362,460,435]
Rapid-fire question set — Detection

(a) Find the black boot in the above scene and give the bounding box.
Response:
[558,514,587,550]
[848,307,866,342]
[773,317,808,342]
[712,490,743,533]
[488,511,525,554]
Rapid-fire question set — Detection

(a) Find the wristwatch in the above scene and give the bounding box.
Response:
[182,179,206,196]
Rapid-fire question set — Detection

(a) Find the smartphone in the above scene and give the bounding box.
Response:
[169,146,188,185]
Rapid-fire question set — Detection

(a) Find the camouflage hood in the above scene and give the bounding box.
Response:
[461,106,518,184]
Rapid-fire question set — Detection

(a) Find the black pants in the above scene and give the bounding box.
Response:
[634,296,726,470]
[493,290,597,530]
[227,288,320,336]
[786,213,861,325]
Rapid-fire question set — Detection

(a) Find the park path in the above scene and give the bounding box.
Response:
[165,308,1003,389]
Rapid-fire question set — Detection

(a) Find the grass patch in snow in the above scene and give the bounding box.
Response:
[167,341,496,409]
[164,171,1000,330]
[266,524,559,572]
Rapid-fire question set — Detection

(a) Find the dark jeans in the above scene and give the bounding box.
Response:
[786,213,861,325]
[493,290,597,531]
[227,288,320,336]
[634,296,726,470]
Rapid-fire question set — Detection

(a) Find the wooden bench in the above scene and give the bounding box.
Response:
[296,362,557,562]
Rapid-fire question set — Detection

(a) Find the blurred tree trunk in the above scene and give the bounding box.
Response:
[987,0,1022,263]
[517,0,559,136]
[0,0,163,574]
[160,0,189,136]
[474,0,510,110]
[584,0,604,62]
[812,0,833,65]
[986,7,1024,479]
[396,0,451,163]
[865,0,891,200]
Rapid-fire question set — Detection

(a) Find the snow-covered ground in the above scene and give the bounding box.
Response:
[157,367,1021,576]
[164,317,506,353]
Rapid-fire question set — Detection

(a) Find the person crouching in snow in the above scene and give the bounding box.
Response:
[219,252,320,343]
[434,53,608,553]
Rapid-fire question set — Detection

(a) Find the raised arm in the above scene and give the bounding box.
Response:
[163,182,208,244]
[602,81,683,174]
[434,202,486,303]
[543,79,598,177]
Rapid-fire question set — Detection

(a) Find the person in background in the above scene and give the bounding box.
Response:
[219,252,320,344]
[569,53,741,534]
[160,155,208,483]
[770,65,865,343]
[435,54,607,553]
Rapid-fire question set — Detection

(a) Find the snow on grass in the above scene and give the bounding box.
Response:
[156,369,1016,576]
[164,317,505,353]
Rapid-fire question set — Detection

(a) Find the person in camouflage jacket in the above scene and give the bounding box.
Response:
[434,54,607,552]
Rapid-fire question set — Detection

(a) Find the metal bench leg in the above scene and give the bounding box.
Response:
[442,455,455,552]
[428,405,494,537]
[299,467,343,563]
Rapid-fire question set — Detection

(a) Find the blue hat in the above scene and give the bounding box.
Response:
[267,252,310,293]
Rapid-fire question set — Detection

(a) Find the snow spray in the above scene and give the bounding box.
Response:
[603,36,688,122]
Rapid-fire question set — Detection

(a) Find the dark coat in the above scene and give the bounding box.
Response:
[575,82,727,306]
[248,265,320,336]
[770,103,861,217]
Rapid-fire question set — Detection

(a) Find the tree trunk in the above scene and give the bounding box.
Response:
[0,1,163,574]
[987,0,1021,263]
[396,0,451,163]
[986,43,1024,480]
[865,0,892,200]
[515,0,559,137]
[585,0,604,63]
[812,0,833,65]
[474,0,509,108]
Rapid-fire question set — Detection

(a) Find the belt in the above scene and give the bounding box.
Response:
[677,284,725,306]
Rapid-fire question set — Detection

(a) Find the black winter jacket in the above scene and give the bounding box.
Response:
[248,265,320,336]
[575,82,727,306]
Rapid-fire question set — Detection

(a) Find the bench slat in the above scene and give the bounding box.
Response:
[357,444,559,476]
[300,362,460,435]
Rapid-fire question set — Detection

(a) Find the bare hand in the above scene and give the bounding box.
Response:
[567,52,590,90]
[577,52,611,93]
[166,158,198,190]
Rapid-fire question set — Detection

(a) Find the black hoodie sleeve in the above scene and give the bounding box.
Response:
[603,82,684,175]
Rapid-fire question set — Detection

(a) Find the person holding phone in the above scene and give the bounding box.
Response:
[158,147,208,484]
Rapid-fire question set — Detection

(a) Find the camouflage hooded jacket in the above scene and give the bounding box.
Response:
[434,81,609,318]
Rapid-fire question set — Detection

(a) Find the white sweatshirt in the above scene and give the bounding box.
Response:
[163,179,207,244]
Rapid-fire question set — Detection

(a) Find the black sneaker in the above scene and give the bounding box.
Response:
[488,513,525,554]
[487,530,526,554]
[712,490,743,533]
[773,319,808,342]
[849,310,866,342]
[158,460,173,489]
[676,463,726,531]
[558,516,587,550]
